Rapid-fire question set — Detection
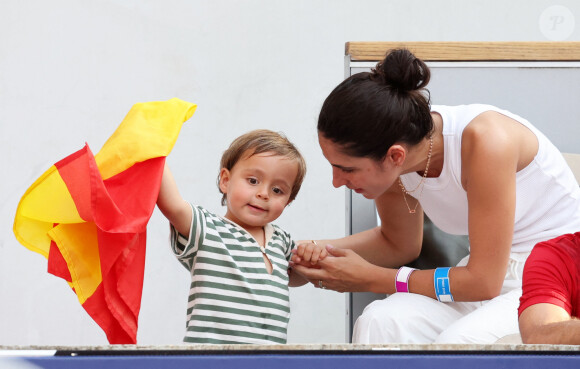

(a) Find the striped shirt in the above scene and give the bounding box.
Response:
[170,204,294,344]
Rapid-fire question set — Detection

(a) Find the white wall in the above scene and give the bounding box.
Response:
[1,0,579,345]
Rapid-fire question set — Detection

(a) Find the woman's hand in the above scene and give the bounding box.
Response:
[290,244,381,293]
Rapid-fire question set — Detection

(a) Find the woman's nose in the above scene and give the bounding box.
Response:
[332,169,347,188]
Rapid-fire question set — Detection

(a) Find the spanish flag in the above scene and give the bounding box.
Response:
[13,98,196,344]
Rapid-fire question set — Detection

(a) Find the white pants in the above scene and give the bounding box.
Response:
[352,252,530,344]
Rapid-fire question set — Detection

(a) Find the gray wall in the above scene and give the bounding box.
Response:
[1,0,579,345]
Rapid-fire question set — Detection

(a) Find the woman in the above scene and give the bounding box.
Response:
[292,48,580,343]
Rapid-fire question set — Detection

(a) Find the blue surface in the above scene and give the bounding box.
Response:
[21,352,580,369]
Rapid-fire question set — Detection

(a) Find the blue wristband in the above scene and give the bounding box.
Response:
[434,267,454,302]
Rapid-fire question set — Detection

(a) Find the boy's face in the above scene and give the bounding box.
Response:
[219,151,298,232]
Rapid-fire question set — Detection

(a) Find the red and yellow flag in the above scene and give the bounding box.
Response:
[13,98,196,344]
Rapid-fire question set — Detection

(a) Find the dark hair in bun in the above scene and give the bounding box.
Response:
[372,48,430,91]
[318,48,433,161]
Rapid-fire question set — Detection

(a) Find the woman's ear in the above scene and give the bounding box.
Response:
[385,144,406,167]
[218,168,230,194]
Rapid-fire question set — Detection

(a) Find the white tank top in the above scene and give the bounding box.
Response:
[400,104,580,253]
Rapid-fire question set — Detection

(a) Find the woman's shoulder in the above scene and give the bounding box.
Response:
[431,103,498,114]
[462,112,517,151]
[460,111,528,181]
[433,104,503,135]
[463,108,531,142]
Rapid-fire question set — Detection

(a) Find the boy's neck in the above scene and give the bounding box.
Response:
[222,212,267,245]
[246,226,266,246]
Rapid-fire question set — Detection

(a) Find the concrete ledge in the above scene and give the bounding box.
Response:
[2,345,579,369]
[1,343,579,355]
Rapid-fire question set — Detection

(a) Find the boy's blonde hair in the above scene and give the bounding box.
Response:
[218,129,307,206]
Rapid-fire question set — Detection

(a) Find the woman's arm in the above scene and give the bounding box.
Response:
[291,182,425,293]
[295,112,530,301]
[411,113,523,301]
[445,113,527,301]
[305,183,425,268]
[156,162,192,237]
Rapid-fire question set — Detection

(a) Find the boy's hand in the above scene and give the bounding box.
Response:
[291,240,328,266]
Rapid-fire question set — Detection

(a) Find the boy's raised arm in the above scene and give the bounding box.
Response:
[157,162,192,237]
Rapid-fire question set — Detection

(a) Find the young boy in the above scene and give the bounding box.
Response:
[157,129,324,344]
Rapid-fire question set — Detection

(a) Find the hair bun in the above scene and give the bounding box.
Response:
[372,48,430,91]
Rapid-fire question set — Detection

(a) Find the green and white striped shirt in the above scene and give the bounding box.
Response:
[170,204,293,344]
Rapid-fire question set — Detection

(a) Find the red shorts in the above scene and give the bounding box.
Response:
[518,232,580,318]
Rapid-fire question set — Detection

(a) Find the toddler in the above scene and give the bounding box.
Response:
[157,129,324,344]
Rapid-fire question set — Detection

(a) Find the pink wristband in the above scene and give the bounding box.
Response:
[395,266,416,293]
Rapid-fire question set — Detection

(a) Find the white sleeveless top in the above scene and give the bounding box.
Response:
[400,104,580,253]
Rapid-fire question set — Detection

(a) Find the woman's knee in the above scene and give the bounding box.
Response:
[352,299,398,343]
[435,290,522,344]
[434,325,472,344]
[434,309,519,344]
[435,322,509,344]
[358,294,420,325]
[353,294,441,343]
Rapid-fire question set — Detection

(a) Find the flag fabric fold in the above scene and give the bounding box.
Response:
[13,98,197,344]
